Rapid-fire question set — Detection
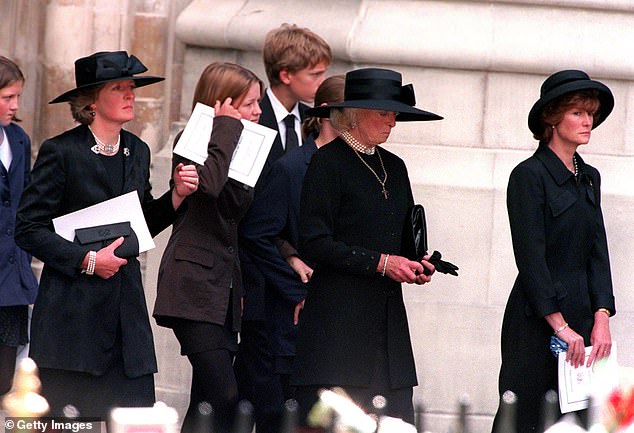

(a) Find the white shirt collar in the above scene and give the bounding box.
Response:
[266,87,301,122]
[0,127,12,170]
[266,88,303,148]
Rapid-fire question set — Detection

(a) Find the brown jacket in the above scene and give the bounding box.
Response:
[154,116,253,331]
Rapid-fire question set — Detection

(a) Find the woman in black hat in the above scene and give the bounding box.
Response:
[15,51,198,418]
[290,68,442,423]
[492,70,616,433]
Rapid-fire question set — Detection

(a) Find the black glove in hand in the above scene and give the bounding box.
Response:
[424,250,459,276]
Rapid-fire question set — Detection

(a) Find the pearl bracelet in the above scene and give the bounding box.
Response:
[86,251,97,276]
[597,308,611,318]
[381,254,390,277]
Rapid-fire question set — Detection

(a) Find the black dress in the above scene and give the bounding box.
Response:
[492,145,615,433]
[291,138,418,422]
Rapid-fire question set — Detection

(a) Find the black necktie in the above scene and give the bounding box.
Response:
[283,114,299,152]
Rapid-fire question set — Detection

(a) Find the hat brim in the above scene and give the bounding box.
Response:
[49,76,165,104]
[528,80,614,135]
[306,99,443,122]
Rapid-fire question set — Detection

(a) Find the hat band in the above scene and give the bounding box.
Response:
[345,79,414,106]
[76,54,147,87]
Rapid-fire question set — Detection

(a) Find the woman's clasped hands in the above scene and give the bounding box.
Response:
[381,253,435,285]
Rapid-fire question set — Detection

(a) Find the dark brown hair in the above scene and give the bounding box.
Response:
[0,56,25,122]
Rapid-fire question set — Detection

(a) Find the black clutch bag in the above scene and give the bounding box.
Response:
[73,221,139,258]
[406,204,459,276]
[409,204,428,262]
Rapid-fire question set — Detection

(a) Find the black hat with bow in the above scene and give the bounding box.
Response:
[50,51,164,104]
[306,68,443,121]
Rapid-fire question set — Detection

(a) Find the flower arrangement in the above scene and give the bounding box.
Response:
[602,383,634,432]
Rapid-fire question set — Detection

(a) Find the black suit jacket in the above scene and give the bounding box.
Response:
[240,92,309,321]
[15,124,178,377]
[238,137,317,357]
[256,92,309,189]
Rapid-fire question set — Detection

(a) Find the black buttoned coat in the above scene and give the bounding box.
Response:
[15,124,178,377]
[291,138,418,389]
[154,116,253,331]
[0,123,38,307]
[495,145,615,433]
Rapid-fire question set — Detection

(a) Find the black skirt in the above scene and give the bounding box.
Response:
[38,327,154,420]
[168,316,238,356]
[0,305,29,347]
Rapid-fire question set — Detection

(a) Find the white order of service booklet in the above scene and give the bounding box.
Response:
[558,342,618,413]
[52,191,155,253]
[173,102,277,187]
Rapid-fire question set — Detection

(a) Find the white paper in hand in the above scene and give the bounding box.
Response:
[173,102,277,187]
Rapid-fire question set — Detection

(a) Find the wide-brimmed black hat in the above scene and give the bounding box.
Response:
[528,69,613,136]
[306,68,442,121]
[50,51,164,104]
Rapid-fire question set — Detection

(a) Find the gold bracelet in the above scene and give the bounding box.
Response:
[554,323,569,336]
[597,308,611,318]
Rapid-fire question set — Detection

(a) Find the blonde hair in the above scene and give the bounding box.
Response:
[68,84,104,125]
[302,75,345,139]
[536,90,600,143]
[192,63,263,111]
[330,108,362,133]
[263,23,332,87]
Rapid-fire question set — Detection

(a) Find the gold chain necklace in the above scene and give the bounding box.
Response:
[341,133,388,199]
[341,132,389,199]
[353,149,389,199]
[356,149,388,199]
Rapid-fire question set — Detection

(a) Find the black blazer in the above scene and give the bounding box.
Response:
[154,116,253,330]
[238,137,317,357]
[240,92,310,321]
[256,92,309,188]
[15,124,178,377]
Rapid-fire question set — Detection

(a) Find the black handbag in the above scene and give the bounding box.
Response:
[73,221,139,258]
[406,204,459,276]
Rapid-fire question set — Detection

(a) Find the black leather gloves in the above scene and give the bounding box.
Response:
[425,250,459,276]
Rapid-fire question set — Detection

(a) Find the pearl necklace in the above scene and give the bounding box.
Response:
[573,155,579,177]
[341,130,375,155]
[88,126,120,155]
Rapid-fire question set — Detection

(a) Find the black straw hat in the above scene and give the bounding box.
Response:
[528,70,613,136]
[306,68,442,122]
[50,51,164,104]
